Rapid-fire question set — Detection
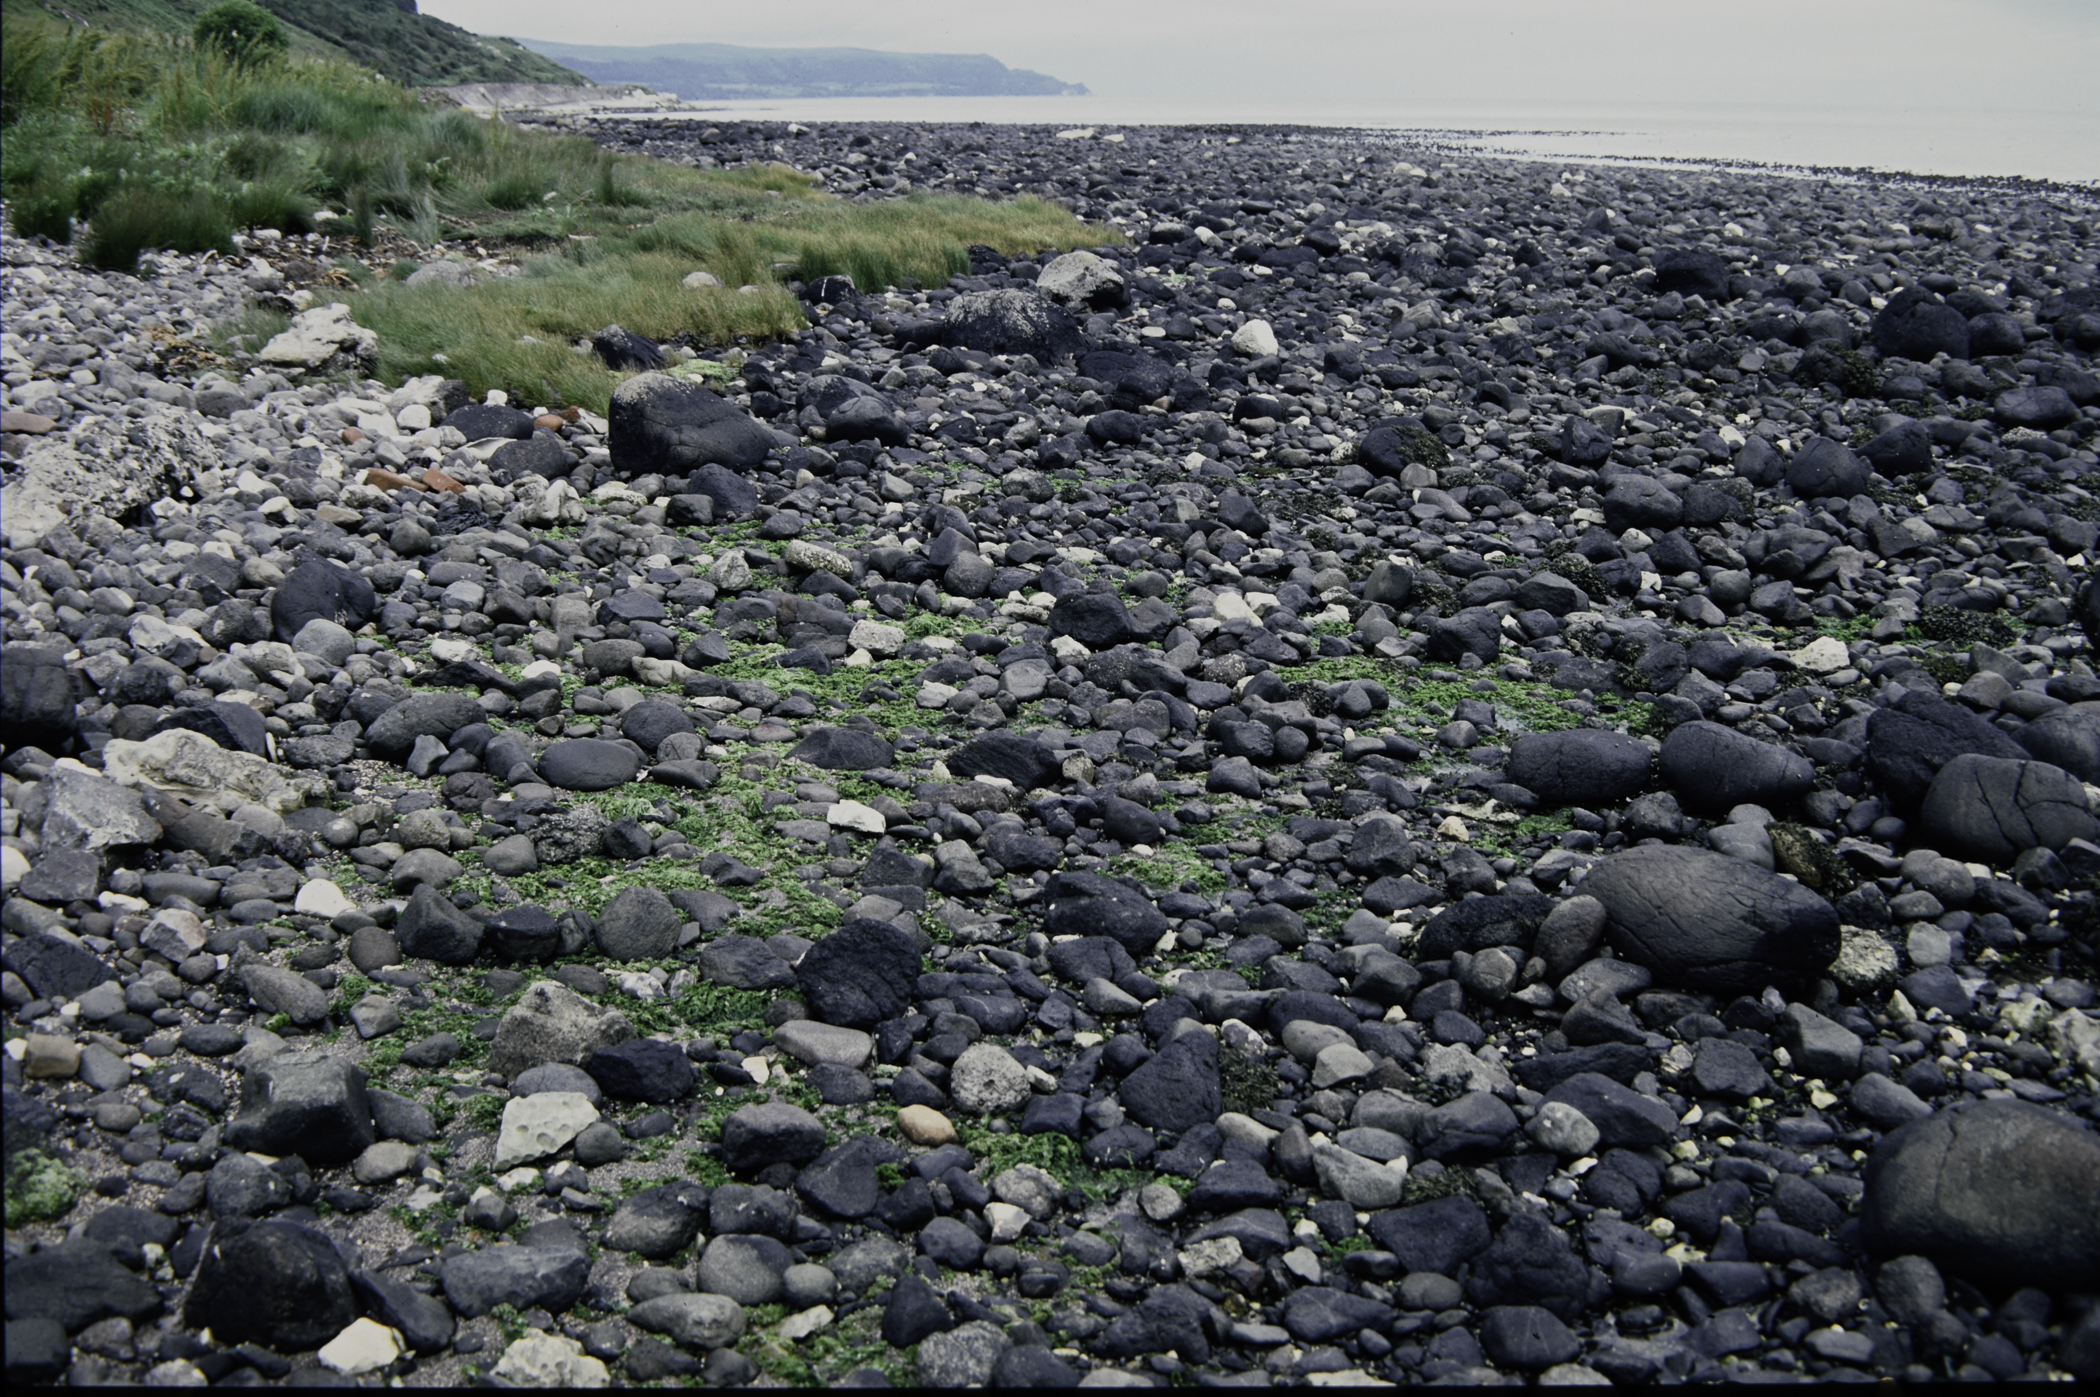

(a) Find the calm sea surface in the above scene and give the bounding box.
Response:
[637,95,2099,188]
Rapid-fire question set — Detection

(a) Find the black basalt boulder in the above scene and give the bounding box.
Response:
[795,918,920,1029]
[1581,844,1839,991]
[609,372,782,476]
[270,553,376,645]
[1861,1098,2100,1290]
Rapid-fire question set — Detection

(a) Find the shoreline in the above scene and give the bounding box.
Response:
[524,104,2100,200]
[530,91,2100,190]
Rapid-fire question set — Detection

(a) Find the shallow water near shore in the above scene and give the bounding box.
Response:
[646,94,2099,187]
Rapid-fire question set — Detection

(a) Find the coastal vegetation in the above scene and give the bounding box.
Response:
[2,10,1109,406]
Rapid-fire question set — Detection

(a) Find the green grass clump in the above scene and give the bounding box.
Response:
[350,191,1109,412]
[623,980,772,1038]
[1401,677,1590,737]
[953,1125,1155,1202]
[746,1301,917,1386]
[194,1,286,68]
[80,184,238,265]
[1400,1163,1480,1207]
[5,1149,88,1226]
[1102,839,1226,895]
[1220,1043,1278,1115]
[1472,810,1577,857]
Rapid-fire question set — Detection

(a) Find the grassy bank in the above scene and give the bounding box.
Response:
[1,15,632,267]
[351,192,1108,410]
[3,13,1116,408]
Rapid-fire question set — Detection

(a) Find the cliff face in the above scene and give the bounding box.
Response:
[515,40,1087,99]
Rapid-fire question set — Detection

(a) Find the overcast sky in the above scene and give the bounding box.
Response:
[427,0,2100,113]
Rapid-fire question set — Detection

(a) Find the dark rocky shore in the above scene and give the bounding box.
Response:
[4,119,2100,1387]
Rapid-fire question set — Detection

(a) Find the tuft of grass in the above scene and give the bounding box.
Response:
[1220,1043,1279,1115]
[953,1124,1155,1202]
[83,186,237,271]
[623,980,773,1038]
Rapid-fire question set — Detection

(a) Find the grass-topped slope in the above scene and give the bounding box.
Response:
[3,12,1114,407]
[0,0,587,86]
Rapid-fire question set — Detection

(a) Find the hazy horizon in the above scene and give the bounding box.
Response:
[427,0,2100,115]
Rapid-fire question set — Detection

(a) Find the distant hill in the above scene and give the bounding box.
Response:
[513,40,1086,100]
[2,0,590,86]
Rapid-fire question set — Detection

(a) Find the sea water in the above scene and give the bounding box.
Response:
[640,94,2099,187]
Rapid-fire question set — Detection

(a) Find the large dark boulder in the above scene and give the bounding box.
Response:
[592,324,664,371]
[5,928,113,1002]
[0,643,79,752]
[443,402,534,440]
[184,1220,357,1350]
[151,700,269,756]
[584,1038,696,1103]
[1119,1030,1221,1132]
[1506,730,1651,808]
[802,375,909,446]
[1540,1073,1677,1149]
[1872,289,1970,360]
[1424,607,1501,663]
[1601,476,1684,531]
[1651,249,1731,300]
[1581,844,1839,991]
[538,739,641,792]
[223,1048,374,1166]
[490,429,575,481]
[1048,591,1134,649]
[795,918,920,1029]
[1917,754,2099,861]
[1866,691,2027,810]
[1039,872,1169,960]
[608,372,782,476]
[1416,895,1555,960]
[596,886,682,961]
[1358,420,1450,476]
[1366,1195,1492,1276]
[618,701,696,754]
[365,692,483,758]
[789,727,894,771]
[1786,436,1871,499]
[270,553,376,645]
[682,462,760,518]
[719,1101,827,1172]
[1994,385,2079,431]
[1465,1212,1591,1321]
[2,1240,164,1333]
[1859,419,1933,475]
[439,1245,591,1318]
[1658,721,1814,814]
[947,730,1062,790]
[941,289,1086,360]
[1861,1099,2100,1290]
[2016,709,2100,784]
[396,882,484,965]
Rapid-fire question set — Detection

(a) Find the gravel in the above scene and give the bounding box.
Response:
[3,115,2099,1387]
